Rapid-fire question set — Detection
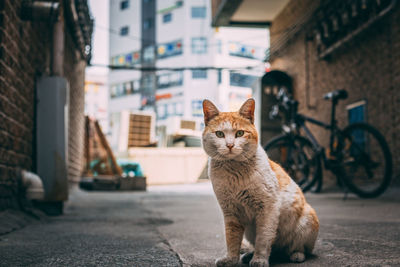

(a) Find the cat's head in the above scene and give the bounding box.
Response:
[202,99,258,161]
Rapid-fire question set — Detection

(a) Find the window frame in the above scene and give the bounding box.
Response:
[143,19,154,30]
[163,13,172,23]
[120,26,129,36]
[191,6,206,18]
[192,69,207,79]
[191,37,207,54]
[120,0,129,10]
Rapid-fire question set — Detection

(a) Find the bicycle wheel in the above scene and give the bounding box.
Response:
[338,123,392,198]
[264,135,321,192]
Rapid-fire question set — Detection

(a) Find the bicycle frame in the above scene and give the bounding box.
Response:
[270,88,392,197]
[293,98,344,170]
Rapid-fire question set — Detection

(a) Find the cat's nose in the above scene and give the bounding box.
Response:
[226,143,234,150]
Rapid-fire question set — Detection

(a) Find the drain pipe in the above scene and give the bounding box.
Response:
[20,170,45,200]
[52,2,64,76]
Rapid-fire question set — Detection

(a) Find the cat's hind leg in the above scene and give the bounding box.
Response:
[289,251,305,263]
[288,204,319,262]
[241,228,255,263]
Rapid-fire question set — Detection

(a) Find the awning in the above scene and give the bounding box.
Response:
[211,0,290,27]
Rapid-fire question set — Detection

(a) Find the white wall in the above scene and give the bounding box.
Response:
[109,0,142,56]
[125,147,208,185]
[86,0,110,76]
[109,0,142,109]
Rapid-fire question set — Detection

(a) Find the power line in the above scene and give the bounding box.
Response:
[89,63,266,72]
[95,24,155,43]
[94,23,268,51]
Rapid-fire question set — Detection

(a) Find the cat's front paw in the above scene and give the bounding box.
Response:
[249,256,269,267]
[215,256,239,267]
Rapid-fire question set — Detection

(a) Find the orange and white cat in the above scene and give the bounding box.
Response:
[202,99,319,267]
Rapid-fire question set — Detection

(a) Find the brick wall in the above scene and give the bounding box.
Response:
[64,30,86,184]
[0,0,88,210]
[269,0,400,185]
[0,0,50,210]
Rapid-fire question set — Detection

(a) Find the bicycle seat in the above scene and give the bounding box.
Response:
[323,89,348,101]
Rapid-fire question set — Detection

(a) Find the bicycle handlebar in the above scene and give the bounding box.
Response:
[269,88,298,121]
[323,89,348,101]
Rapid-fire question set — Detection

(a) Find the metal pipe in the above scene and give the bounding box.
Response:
[21,170,45,200]
[21,1,59,22]
[52,10,64,76]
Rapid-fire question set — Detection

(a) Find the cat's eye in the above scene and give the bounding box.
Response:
[236,130,245,137]
[215,131,225,138]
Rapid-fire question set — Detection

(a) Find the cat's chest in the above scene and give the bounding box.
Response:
[210,161,252,181]
[212,177,266,213]
[215,186,260,224]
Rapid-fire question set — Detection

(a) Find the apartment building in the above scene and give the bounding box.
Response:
[108,0,268,148]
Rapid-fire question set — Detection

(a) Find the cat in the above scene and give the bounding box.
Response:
[202,98,319,267]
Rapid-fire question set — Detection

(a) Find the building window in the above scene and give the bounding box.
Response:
[192,69,207,79]
[157,40,183,59]
[228,42,263,60]
[143,19,153,30]
[143,46,155,63]
[230,72,258,88]
[120,0,129,10]
[111,85,117,98]
[217,69,222,84]
[120,26,129,36]
[124,81,133,94]
[157,71,183,89]
[110,80,141,99]
[192,100,203,117]
[116,84,123,97]
[163,13,172,23]
[191,7,206,18]
[191,37,207,54]
[157,105,166,119]
[167,104,175,116]
[141,75,154,90]
[217,39,222,54]
[176,102,184,115]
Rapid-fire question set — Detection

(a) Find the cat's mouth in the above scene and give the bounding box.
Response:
[223,149,239,158]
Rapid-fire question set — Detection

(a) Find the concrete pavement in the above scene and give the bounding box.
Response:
[0,182,400,266]
[144,182,400,267]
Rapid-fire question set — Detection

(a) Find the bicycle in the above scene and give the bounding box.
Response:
[264,88,392,198]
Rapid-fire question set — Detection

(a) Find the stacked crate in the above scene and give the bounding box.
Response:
[128,114,153,147]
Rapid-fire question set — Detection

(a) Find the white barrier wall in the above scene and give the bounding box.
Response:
[124,148,208,185]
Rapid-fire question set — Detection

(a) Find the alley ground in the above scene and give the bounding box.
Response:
[1,182,400,267]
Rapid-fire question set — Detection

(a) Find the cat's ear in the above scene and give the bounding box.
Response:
[239,98,255,124]
[203,99,219,125]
